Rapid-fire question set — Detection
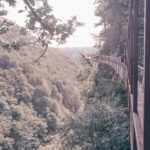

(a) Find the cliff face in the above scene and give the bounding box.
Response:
[0,24,83,149]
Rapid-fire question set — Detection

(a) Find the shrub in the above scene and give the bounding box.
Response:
[27,74,43,87]
[12,121,40,150]
[0,97,12,137]
[50,101,60,117]
[62,87,81,112]
[16,88,32,104]
[0,55,16,69]
[21,63,33,75]
[51,85,63,102]
[33,86,49,99]
[46,113,58,132]
[55,81,63,93]
[11,106,21,121]
[63,64,130,150]
[51,86,58,99]
[32,96,51,117]
[3,138,14,150]
[0,134,4,145]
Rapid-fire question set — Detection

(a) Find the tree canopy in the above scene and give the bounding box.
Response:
[0,0,83,51]
[94,0,129,56]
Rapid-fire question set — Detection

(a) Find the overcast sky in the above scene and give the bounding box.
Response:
[6,0,100,47]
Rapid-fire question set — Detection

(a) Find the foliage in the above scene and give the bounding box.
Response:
[0,55,17,69]
[94,0,129,56]
[0,0,83,51]
[63,64,130,150]
[0,29,82,149]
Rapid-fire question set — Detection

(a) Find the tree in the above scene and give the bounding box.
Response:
[0,0,83,54]
[94,0,129,56]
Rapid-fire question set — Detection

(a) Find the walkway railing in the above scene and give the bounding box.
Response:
[85,54,144,150]
[85,0,150,149]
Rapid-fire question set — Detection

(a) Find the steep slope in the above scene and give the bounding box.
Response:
[0,24,83,149]
[55,64,129,150]
[39,64,130,150]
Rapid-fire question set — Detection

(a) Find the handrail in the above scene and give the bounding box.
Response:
[85,0,150,149]
[85,54,144,87]
[85,54,144,150]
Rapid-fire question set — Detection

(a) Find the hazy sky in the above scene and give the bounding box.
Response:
[6,0,100,47]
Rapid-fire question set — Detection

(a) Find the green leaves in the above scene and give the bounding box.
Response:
[5,0,16,6]
[0,39,25,51]
[0,19,13,36]
[1,0,81,52]
[0,10,7,16]
[28,0,35,6]
[0,26,9,34]
[64,64,129,149]
[94,0,129,55]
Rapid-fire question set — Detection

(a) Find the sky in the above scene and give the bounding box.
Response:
[6,0,100,47]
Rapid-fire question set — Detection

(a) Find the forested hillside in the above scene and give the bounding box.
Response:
[0,0,134,149]
[58,47,98,64]
[0,24,83,149]
[40,64,130,150]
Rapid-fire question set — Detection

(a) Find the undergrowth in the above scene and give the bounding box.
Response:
[63,64,130,150]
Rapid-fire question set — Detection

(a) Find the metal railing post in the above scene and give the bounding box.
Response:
[133,0,138,113]
[143,0,150,149]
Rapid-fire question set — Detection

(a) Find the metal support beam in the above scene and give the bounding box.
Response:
[129,0,134,94]
[143,0,150,149]
[133,0,138,113]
